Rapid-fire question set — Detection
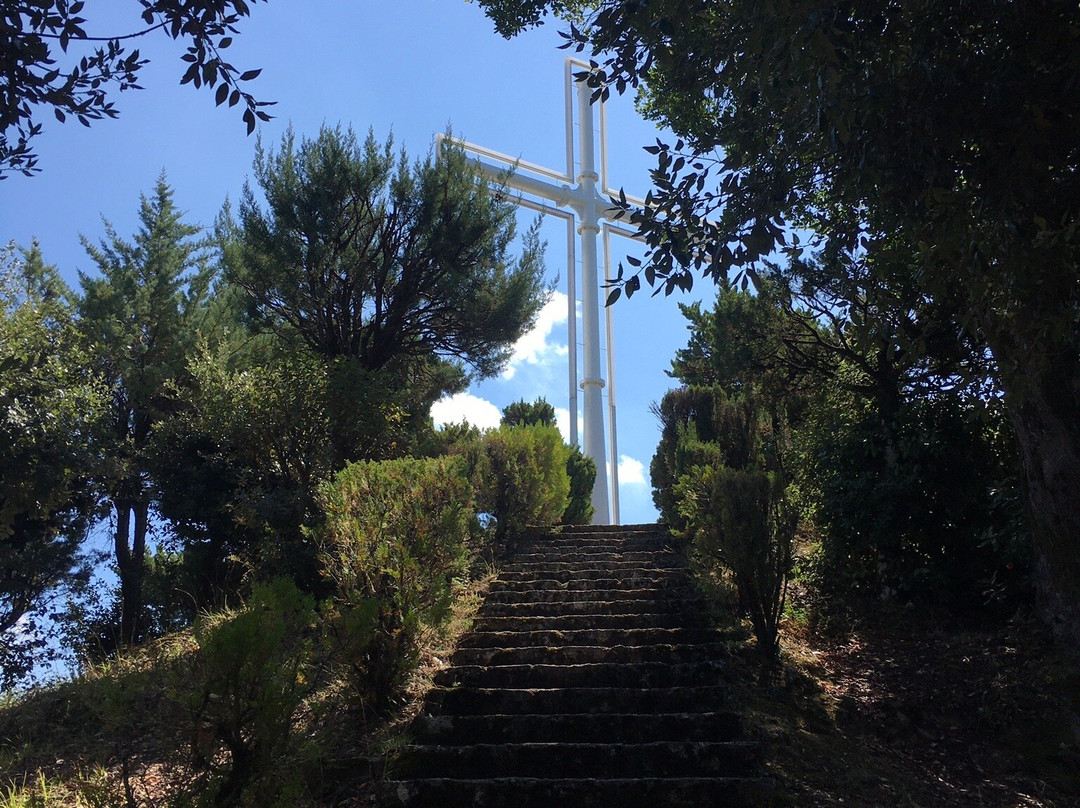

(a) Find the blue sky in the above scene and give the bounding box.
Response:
[1,2,705,525]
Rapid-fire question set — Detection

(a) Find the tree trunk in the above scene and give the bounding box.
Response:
[987,320,1080,665]
[1008,385,1080,664]
[115,498,149,646]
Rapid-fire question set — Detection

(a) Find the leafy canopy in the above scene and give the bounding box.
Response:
[479,0,1080,660]
[0,242,103,684]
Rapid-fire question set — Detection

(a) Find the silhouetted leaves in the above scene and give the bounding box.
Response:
[1,1,272,177]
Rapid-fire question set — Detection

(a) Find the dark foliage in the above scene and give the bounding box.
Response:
[231,125,549,380]
[480,0,1080,660]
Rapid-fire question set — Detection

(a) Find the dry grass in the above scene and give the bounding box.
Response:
[0,627,202,807]
[0,568,496,808]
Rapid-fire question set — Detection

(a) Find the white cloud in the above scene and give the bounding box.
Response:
[503,291,569,379]
[431,392,503,431]
[554,406,588,446]
[554,406,572,443]
[618,454,647,486]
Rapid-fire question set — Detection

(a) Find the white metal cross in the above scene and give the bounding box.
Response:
[439,57,646,525]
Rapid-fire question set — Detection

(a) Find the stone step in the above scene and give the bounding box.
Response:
[510,546,674,560]
[497,567,689,584]
[378,776,777,808]
[425,685,734,716]
[555,523,665,534]
[488,574,686,593]
[451,642,729,667]
[484,587,693,605]
[471,612,709,633]
[388,740,760,779]
[434,660,727,689]
[374,526,768,807]
[510,550,683,565]
[411,711,745,744]
[456,626,729,649]
[479,597,706,618]
[515,538,675,553]
[502,560,688,575]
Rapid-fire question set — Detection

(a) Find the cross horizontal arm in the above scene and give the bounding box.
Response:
[441,134,572,185]
[438,134,576,209]
[458,151,575,208]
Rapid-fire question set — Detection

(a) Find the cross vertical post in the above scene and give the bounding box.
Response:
[439,57,646,525]
[572,64,611,525]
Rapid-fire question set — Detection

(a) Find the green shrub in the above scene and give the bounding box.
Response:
[497,397,592,525]
[562,446,596,525]
[317,456,473,711]
[658,388,796,656]
[651,387,720,527]
[678,465,797,656]
[474,424,571,546]
[187,578,318,808]
[797,387,1031,614]
[651,386,772,530]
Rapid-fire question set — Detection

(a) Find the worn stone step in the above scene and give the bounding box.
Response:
[511,550,682,564]
[378,776,777,808]
[434,660,727,689]
[527,525,668,537]
[479,597,706,618]
[389,740,760,779]
[515,539,674,554]
[497,567,689,584]
[510,546,675,560]
[502,560,688,575]
[471,612,709,633]
[489,574,686,593]
[411,711,744,744]
[501,557,678,570]
[372,525,769,808]
[560,524,669,535]
[484,587,693,605]
[425,685,733,716]
[456,626,729,649]
[451,642,729,667]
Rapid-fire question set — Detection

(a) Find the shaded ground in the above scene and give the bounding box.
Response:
[735,604,1080,807]
[2,570,1077,807]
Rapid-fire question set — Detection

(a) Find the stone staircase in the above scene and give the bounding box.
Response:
[378,524,774,807]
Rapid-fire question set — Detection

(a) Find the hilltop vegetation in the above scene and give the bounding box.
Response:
[5,2,1080,804]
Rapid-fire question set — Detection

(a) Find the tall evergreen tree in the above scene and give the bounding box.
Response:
[78,175,214,647]
[501,397,558,429]
[230,125,549,389]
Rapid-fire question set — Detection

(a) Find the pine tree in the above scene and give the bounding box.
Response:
[78,175,214,646]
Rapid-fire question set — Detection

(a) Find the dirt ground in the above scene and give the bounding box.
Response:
[736,604,1080,808]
